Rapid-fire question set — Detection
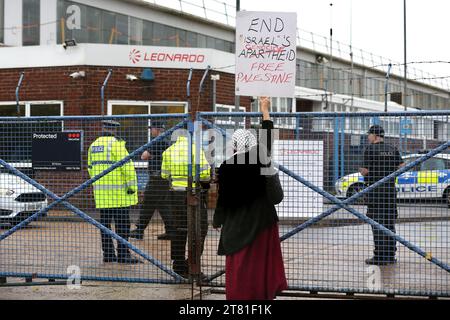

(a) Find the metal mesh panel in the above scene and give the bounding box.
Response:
[1,111,449,297]
[0,114,189,284]
[198,111,450,297]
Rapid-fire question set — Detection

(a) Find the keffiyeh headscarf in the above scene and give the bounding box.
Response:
[232,129,257,154]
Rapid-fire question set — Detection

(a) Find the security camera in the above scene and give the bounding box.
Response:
[69,71,85,79]
[63,39,77,50]
[126,74,138,81]
[316,55,329,64]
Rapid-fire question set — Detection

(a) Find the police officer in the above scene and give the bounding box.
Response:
[161,130,210,277]
[359,125,404,265]
[130,120,175,240]
[88,120,142,264]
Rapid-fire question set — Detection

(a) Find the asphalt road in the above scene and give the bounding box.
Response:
[0,215,449,299]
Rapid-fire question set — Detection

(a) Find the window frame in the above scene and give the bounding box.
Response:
[107,100,188,116]
[0,101,64,117]
[107,100,187,168]
[214,104,245,127]
[22,0,40,46]
[0,101,64,163]
[0,0,4,44]
[56,0,235,51]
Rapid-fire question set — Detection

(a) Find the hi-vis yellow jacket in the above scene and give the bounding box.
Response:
[87,135,138,209]
[161,136,210,190]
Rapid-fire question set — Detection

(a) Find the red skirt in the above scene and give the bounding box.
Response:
[225,223,288,300]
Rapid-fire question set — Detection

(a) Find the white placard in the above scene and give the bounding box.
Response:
[235,11,297,98]
[273,140,323,218]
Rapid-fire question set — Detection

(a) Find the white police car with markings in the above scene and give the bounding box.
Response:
[0,164,48,227]
[335,153,450,207]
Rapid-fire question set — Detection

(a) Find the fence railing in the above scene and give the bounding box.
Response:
[1,111,449,297]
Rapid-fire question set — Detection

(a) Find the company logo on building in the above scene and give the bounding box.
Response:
[128,48,206,65]
[129,49,142,64]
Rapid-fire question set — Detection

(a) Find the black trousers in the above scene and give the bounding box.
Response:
[136,176,174,234]
[367,196,398,260]
[170,191,208,264]
[100,207,131,259]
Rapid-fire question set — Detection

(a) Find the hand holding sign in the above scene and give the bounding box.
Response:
[259,96,271,120]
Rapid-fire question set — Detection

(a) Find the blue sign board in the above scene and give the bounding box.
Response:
[400,118,412,135]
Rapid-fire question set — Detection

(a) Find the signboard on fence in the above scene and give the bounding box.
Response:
[235,11,297,97]
[32,131,82,170]
[273,140,323,218]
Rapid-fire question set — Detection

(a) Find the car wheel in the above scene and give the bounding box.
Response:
[346,184,367,205]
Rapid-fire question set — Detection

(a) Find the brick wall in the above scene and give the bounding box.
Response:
[0,66,250,114]
[0,65,251,211]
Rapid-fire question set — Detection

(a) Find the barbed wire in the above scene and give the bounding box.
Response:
[2,0,449,93]
[80,79,446,102]
[372,61,450,69]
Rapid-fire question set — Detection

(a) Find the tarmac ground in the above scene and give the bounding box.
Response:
[0,206,449,300]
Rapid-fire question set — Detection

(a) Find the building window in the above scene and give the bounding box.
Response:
[101,11,115,44]
[186,31,197,47]
[0,0,4,44]
[129,17,143,45]
[153,23,177,46]
[270,98,294,128]
[23,0,40,46]
[142,20,153,45]
[56,0,235,52]
[206,36,215,49]
[215,104,245,128]
[197,34,206,47]
[108,101,187,156]
[115,13,129,44]
[0,102,63,162]
[86,6,101,43]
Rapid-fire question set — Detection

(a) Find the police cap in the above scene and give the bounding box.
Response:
[149,119,166,129]
[367,125,385,137]
[102,119,121,129]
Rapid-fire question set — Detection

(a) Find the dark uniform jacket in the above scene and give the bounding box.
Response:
[362,141,403,216]
[213,120,279,256]
[147,137,170,175]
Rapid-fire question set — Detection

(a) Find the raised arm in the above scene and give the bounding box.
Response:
[260,96,270,121]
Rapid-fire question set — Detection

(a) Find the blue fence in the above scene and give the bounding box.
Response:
[0,111,449,298]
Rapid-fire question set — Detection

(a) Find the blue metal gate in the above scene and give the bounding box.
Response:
[1,111,449,298]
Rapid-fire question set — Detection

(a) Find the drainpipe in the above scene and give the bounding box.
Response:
[16,72,25,116]
[187,68,193,112]
[101,69,113,116]
[384,63,392,112]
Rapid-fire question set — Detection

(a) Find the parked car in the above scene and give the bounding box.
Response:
[335,153,450,207]
[0,170,48,227]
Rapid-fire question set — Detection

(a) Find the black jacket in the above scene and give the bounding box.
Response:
[213,120,279,256]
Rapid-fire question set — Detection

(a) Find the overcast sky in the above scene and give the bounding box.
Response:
[151,0,450,89]
[239,0,449,82]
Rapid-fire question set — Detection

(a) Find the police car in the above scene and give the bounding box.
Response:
[335,153,450,207]
[0,165,48,227]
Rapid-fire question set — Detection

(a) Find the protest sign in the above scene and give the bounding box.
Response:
[235,11,297,97]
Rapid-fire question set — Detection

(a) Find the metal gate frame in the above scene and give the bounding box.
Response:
[198,111,450,297]
[1,111,449,298]
[0,114,191,285]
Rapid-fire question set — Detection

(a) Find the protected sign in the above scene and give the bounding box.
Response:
[32,131,82,170]
[235,11,297,97]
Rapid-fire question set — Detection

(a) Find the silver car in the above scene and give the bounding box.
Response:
[0,172,48,226]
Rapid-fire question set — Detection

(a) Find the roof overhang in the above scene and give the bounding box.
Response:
[0,44,235,73]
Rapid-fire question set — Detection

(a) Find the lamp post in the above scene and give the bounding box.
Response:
[234,0,240,129]
[403,0,407,110]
